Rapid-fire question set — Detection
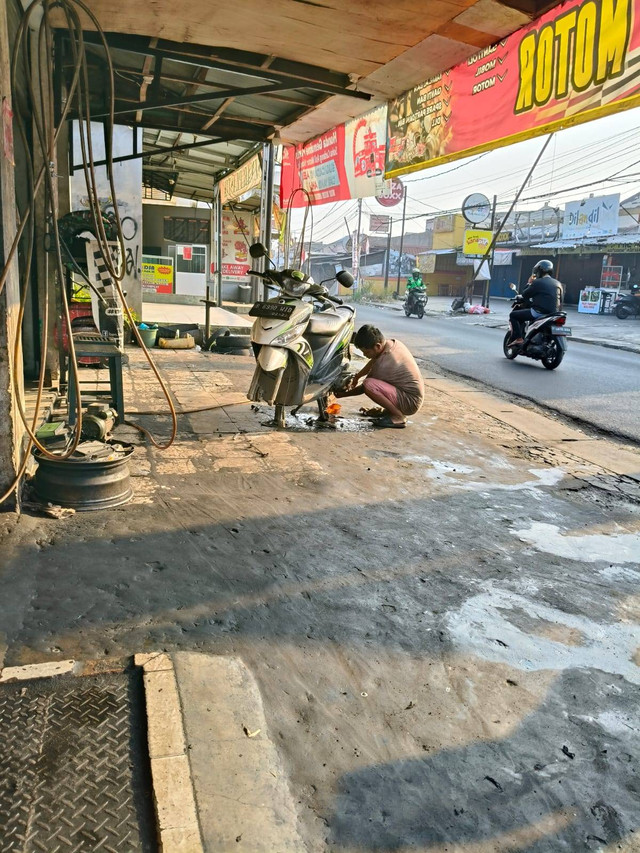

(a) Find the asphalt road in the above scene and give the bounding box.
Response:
[355,304,640,442]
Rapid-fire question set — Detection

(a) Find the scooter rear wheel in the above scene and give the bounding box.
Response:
[542,339,564,370]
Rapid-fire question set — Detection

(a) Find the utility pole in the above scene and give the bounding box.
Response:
[354,197,363,289]
[483,194,497,308]
[383,221,392,291]
[395,186,408,295]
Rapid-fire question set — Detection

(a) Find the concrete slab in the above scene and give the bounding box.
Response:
[173,653,305,853]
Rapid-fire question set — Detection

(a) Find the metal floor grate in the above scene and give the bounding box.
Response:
[0,671,157,852]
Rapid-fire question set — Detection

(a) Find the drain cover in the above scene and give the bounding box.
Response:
[0,670,157,852]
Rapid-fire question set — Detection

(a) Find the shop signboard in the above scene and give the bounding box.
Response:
[219,154,261,205]
[562,194,620,238]
[376,178,404,207]
[463,229,493,257]
[280,106,387,207]
[369,214,391,233]
[142,255,174,293]
[578,288,602,313]
[386,0,640,178]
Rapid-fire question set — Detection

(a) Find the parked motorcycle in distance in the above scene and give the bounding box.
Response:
[614,283,640,319]
[403,287,428,318]
[503,283,570,370]
[247,242,355,427]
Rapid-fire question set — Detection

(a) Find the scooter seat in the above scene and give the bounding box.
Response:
[307,310,347,336]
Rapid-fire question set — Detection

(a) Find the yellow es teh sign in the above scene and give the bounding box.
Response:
[463,229,493,257]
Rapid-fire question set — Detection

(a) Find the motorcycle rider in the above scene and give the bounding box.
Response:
[406,267,425,312]
[509,259,563,345]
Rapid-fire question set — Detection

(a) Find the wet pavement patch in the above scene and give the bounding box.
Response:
[0,670,157,852]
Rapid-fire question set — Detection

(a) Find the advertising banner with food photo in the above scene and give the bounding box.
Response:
[280,106,387,207]
[221,211,254,278]
[386,0,640,177]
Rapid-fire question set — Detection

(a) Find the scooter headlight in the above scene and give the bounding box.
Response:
[272,322,307,345]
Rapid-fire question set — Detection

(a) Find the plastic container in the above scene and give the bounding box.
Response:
[238,284,252,304]
[137,326,158,348]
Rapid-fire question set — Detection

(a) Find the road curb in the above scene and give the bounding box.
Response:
[135,652,205,853]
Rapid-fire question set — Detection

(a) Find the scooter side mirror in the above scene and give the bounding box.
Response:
[336,270,354,288]
[249,242,267,259]
[509,283,517,291]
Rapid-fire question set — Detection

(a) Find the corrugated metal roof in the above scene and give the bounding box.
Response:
[531,233,640,249]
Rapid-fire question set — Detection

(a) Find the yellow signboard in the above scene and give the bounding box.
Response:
[142,256,174,293]
[463,229,493,257]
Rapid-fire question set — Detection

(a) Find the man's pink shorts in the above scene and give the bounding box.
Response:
[363,377,398,407]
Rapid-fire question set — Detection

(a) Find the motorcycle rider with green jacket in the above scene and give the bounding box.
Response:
[406,268,426,312]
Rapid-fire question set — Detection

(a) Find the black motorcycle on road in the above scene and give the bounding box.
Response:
[504,284,570,370]
[614,284,640,319]
[403,287,428,319]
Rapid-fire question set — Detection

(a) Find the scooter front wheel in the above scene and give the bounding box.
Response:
[503,331,518,360]
[404,306,411,317]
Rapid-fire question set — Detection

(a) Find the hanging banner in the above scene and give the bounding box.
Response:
[221,211,254,278]
[219,154,262,204]
[280,106,387,208]
[386,0,640,178]
[562,193,620,238]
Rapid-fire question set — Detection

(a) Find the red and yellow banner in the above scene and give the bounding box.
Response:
[386,0,640,177]
[280,106,387,207]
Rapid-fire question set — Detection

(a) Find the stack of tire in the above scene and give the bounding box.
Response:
[205,328,252,354]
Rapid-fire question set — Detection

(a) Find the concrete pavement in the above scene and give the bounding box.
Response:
[1,346,639,851]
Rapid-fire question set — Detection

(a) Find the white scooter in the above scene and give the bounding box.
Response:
[247,242,355,427]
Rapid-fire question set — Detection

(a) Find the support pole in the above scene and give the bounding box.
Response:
[395,187,408,295]
[474,135,553,302]
[0,0,25,503]
[353,197,362,289]
[213,185,222,307]
[483,194,497,308]
[259,141,275,301]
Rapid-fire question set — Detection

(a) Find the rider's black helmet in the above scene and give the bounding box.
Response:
[532,259,554,277]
